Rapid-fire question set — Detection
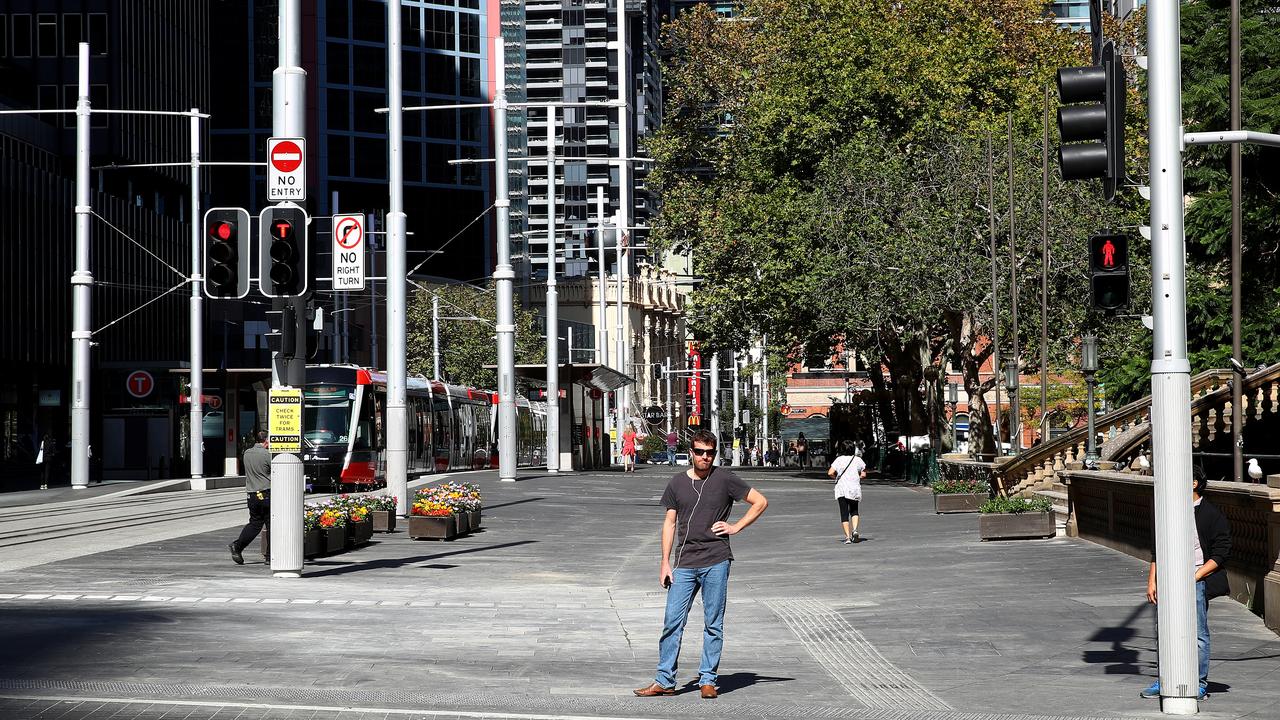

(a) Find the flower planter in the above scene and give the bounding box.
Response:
[409,514,456,540]
[321,526,347,554]
[935,493,987,514]
[372,510,396,533]
[468,510,481,532]
[979,512,1056,541]
[346,519,373,548]
[303,528,321,558]
[453,512,468,536]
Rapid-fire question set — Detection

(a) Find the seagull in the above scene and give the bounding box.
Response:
[1248,458,1263,481]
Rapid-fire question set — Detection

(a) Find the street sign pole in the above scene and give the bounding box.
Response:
[385,0,409,516]
[70,43,93,490]
[188,109,204,482]
[493,36,519,483]
[1148,0,1199,712]
[269,0,307,578]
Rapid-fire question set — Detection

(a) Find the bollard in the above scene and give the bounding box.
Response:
[269,454,304,577]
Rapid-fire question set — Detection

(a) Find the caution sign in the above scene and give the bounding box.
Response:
[268,388,303,454]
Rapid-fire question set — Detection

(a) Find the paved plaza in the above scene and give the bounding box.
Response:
[1,467,1278,719]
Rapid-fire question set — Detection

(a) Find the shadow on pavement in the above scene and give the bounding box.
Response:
[1082,602,1153,676]
[677,672,794,695]
[303,539,539,577]
[480,497,547,511]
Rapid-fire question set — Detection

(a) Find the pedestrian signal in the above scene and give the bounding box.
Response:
[202,208,250,299]
[1088,232,1129,311]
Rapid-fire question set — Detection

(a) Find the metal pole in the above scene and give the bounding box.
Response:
[1148,0,1200,711]
[595,186,612,466]
[545,108,560,473]
[492,37,517,483]
[1007,114,1021,457]
[188,110,204,480]
[1041,85,1050,446]
[1230,0,1244,483]
[761,335,769,459]
[614,210,625,458]
[369,213,379,368]
[710,351,720,457]
[432,294,441,380]
[664,356,672,437]
[269,0,306,578]
[385,0,410,515]
[70,43,93,490]
[615,0,632,455]
[987,131,1003,457]
[1086,375,1098,466]
[331,190,342,364]
[732,350,741,466]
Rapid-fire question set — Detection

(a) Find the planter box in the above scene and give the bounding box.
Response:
[321,526,347,554]
[979,512,1056,541]
[372,510,396,533]
[346,519,373,548]
[303,528,321,558]
[454,512,468,536]
[935,493,987,514]
[468,510,481,532]
[409,514,456,540]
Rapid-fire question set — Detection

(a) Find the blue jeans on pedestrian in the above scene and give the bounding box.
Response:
[654,559,730,688]
[1196,580,1210,688]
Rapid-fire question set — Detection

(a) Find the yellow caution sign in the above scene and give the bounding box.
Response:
[268,387,303,454]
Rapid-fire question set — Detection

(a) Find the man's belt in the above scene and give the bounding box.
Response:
[251,490,270,500]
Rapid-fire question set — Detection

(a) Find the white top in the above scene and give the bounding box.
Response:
[1192,497,1204,568]
[830,455,866,501]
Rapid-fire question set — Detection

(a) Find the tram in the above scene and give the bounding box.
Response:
[301,365,546,492]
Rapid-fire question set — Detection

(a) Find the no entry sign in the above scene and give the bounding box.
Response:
[267,137,306,201]
[331,213,366,291]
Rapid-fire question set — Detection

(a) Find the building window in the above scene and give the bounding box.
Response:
[37,84,57,114]
[37,14,55,57]
[328,135,351,177]
[460,57,479,97]
[62,13,81,56]
[0,15,8,57]
[352,44,385,88]
[426,9,454,51]
[244,321,270,350]
[91,85,108,128]
[327,0,349,36]
[426,53,454,94]
[12,14,31,57]
[327,89,350,131]
[87,13,106,55]
[459,12,478,54]
[326,42,349,84]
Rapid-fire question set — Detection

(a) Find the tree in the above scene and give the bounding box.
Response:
[651,0,1139,457]
[405,283,545,390]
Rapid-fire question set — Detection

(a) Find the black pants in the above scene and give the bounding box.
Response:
[234,494,270,551]
[837,497,860,522]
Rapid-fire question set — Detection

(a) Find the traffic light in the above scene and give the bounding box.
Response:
[259,205,308,298]
[1089,232,1129,311]
[202,208,250,299]
[1056,40,1125,201]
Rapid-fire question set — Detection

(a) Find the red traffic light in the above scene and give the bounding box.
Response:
[1089,233,1128,272]
[209,221,235,241]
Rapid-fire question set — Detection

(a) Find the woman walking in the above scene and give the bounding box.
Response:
[622,425,637,473]
[828,440,867,544]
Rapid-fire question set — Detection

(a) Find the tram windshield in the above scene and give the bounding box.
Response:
[304,386,351,445]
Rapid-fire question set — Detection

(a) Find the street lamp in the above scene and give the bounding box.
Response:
[1082,334,1099,469]
[947,381,959,453]
[1004,360,1020,456]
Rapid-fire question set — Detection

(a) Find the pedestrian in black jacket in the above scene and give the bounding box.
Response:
[1141,468,1231,701]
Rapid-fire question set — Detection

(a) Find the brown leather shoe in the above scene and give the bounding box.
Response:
[633,682,675,697]
[700,684,718,699]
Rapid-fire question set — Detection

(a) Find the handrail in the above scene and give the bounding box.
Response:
[1104,361,1280,469]
[996,368,1234,494]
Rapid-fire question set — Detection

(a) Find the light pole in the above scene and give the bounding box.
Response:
[947,381,959,452]
[1005,359,1020,456]
[1082,334,1099,469]
[545,107,560,474]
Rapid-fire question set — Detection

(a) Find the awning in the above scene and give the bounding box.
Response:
[489,363,636,393]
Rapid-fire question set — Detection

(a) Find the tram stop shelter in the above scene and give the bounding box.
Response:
[500,363,634,471]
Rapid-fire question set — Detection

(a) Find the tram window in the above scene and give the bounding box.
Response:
[304,389,351,444]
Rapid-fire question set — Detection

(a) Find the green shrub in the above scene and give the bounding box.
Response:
[930,477,991,495]
[979,495,1052,514]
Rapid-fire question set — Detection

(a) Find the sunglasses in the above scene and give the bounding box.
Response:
[691,448,716,457]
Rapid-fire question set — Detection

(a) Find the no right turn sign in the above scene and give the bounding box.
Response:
[331,214,365,291]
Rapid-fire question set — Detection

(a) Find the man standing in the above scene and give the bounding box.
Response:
[634,429,768,699]
[1140,468,1231,701]
[666,430,678,467]
[229,431,272,565]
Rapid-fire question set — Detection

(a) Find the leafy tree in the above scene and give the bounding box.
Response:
[405,283,545,389]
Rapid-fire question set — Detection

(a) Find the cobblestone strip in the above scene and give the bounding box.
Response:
[765,597,950,711]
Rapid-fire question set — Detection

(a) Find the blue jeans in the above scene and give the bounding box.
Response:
[1196,580,1210,687]
[655,560,730,688]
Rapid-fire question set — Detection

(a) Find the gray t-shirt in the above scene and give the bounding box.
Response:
[243,444,271,493]
[661,467,751,569]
